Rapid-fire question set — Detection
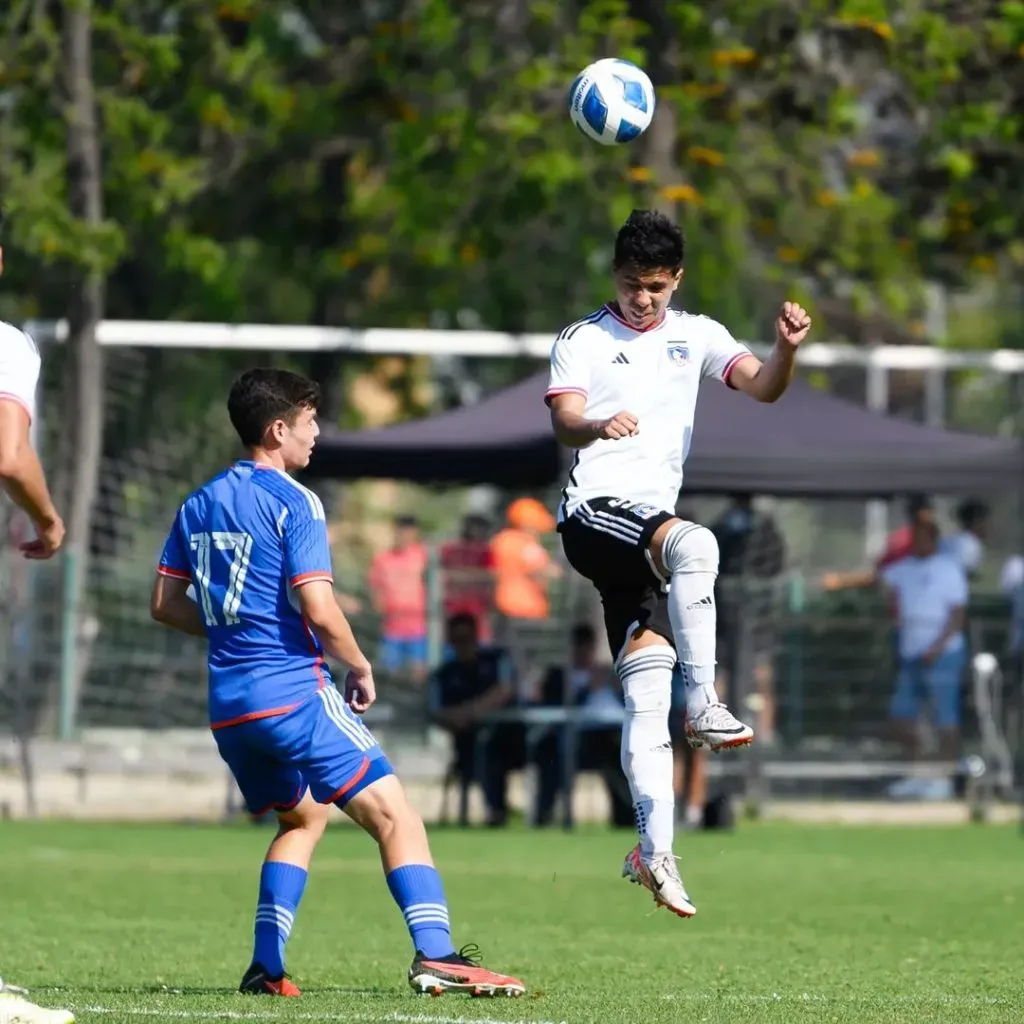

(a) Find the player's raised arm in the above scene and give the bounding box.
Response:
[724,302,812,403]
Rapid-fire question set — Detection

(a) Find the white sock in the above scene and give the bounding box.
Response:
[660,523,721,717]
[617,645,677,861]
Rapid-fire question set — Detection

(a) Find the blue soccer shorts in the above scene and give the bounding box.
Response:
[889,648,967,729]
[214,686,393,815]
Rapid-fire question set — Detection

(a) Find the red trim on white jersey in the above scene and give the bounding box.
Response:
[544,386,588,407]
[722,351,757,389]
[603,303,667,334]
[0,392,33,423]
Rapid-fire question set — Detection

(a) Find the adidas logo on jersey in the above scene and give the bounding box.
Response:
[612,353,630,364]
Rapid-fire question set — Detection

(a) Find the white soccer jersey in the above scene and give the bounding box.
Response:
[0,320,42,423]
[546,304,753,518]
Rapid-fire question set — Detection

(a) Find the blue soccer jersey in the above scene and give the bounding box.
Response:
[158,461,335,730]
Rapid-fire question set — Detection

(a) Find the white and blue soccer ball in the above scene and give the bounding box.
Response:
[568,58,656,146]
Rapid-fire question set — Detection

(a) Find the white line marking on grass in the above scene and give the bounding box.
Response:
[659,994,1014,1006]
[80,1007,564,1024]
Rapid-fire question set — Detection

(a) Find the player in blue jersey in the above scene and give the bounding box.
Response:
[150,368,525,999]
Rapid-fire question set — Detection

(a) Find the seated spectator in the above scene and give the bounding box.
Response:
[440,514,495,642]
[533,624,632,828]
[428,613,519,827]
[881,519,968,801]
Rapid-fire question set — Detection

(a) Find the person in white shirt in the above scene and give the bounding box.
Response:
[1000,555,1024,658]
[881,519,968,801]
[546,209,811,919]
[939,499,989,579]
[0,230,73,1024]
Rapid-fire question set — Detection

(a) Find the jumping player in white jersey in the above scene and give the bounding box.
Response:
[0,234,73,1023]
[546,210,810,919]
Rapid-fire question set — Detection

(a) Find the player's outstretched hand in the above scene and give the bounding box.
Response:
[597,411,639,440]
[775,301,812,347]
[20,514,65,560]
[344,664,376,714]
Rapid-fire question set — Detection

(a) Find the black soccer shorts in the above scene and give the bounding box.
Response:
[559,496,682,658]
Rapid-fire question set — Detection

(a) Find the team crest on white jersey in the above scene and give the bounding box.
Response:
[667,345,689,365]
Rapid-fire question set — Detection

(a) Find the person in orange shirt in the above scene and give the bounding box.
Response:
[490,498,561,620]
[368,516,429,682]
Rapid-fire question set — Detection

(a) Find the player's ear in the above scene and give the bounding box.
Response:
[265,418,286,446]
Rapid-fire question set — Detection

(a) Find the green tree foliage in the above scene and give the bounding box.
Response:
[2,1,1022,353]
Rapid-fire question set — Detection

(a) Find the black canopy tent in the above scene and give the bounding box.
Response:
[306,371,1023,496]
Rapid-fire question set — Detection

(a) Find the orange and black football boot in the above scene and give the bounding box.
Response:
[239,962,301,997]
[408,944,525,997]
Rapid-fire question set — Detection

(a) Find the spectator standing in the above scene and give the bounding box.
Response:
[822,495,936,591]
[881,519,968,801]
[368,515,429,683]
[440,514,495,642]
[710,494,785,744]
[490,498,561,622]
[940,498,989,579]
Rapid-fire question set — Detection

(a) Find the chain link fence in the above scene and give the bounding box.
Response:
[0,340,1020,820]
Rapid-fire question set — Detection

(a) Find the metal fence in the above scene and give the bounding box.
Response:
[0,329,1021,820]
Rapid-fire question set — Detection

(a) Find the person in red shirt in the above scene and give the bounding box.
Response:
[822,495,935,591]
[368,515,429,683]
[439,514,495,642]
[875,495,935,570]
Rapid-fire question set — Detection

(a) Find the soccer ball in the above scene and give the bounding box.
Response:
[568,58,656,146]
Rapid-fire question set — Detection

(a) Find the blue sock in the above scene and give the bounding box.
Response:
[386,864,455,959]
[252,861,308,976]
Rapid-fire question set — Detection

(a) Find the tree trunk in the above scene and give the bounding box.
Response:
[57,0,105,738]
[629,0,682,217]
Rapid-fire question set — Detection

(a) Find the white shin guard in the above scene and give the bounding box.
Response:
[617,644,677,860]
[660,521,721,715]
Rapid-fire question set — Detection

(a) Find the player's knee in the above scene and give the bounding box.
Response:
[618,646,674,718]
[659,522,719,576]
[277,793,330,839]
[344,774,423,844]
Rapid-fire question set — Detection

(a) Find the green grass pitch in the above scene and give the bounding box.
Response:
[2,820,1022,1023]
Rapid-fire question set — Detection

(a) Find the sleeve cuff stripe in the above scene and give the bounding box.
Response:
[290,572,334,587]
[157,566,191,580]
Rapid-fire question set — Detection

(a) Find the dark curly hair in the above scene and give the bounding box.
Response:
[610,207,684,274]
[227,368,321,447]
[613,209,684,273]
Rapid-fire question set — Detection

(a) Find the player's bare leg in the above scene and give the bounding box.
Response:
[0,978,74,1024]
[650,519,754,752]
[240,791,328,997]
[616,629,696,917]
[344,775,525,997]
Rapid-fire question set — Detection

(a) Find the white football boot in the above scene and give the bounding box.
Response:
[0,979,74,1024]
[622,844,696,918]
[685,702,754,751]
